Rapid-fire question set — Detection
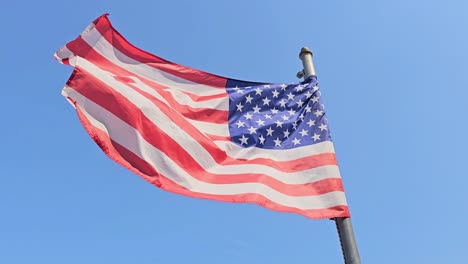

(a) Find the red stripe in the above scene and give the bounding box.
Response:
[176,90,228,102]
[65,37,229,124]
[68,67,338,173]
[74,105,350,219]
[206,135,231,142]
[91,14,228,89]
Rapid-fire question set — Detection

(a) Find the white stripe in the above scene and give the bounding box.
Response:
[164,88,228,111]
[81,26,226,96]
[214,140,336,161]
[190,120,229,137]
[71,89,347,209]
[54,46,74,64]
[64,85,342,186]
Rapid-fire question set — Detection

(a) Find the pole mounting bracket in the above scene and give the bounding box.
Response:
[296,70,305,79]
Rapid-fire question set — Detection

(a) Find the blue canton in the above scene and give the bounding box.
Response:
[226,76,331,149]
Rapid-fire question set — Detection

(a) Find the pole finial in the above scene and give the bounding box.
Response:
[299,47,313,59]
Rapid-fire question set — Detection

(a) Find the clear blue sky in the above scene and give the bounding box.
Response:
[1,1,467,263]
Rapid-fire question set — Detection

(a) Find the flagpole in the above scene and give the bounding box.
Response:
[298,47,361,264]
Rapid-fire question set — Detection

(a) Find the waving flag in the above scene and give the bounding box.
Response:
[55,14,349,219]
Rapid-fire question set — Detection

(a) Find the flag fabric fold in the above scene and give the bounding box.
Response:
[55,14,350,219]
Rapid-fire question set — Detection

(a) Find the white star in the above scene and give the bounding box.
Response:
[262,97,271,106]
[258,134,266,144]
[274,137,282,147]
[307,119,316,127]
[312,133,321,141]
[236,102,244,112]
[234,86,243,94]
[271,107,279,114]
[313,85,319,92]
[292,137,301,145]
[297,99,304,107]
[275,120,283,128]
[311,96,319,103]
[279,99,287,108]
[299,113,305,120]
[283,129,290,138]
[305,105,312,113]
[248,126,257,134]
[287,92,295,100]
[263,84,271,88]
[280,84,287,90]
[255,119,265,126]
[239,135,249,145]
[292,121,298,130]
[266,127,274,136]
[245,94,253,104]
[236,120,245,128]
[305,91,313,98]
[264,113,272,119]
[319,124,328,131]
[295,85,304,92]
[299,129,308,137]
[314,109,324,117]
[252,105,261,113]
[244,112,253,120]
[255,87,262,95]
[282,115,289,121]
[272,89,279,98]
[288,108,295,116]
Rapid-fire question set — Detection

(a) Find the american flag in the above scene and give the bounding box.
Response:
[55,14,349,219]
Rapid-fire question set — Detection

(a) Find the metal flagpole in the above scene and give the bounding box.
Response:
[298,47,361,264]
